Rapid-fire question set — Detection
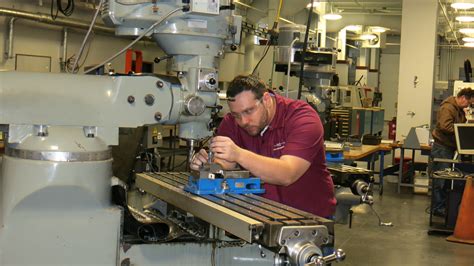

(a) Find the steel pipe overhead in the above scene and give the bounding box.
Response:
[7,17,15,59]
[61,28,68,72]
[339,12,401,16]
[0,7,114,34]
[438,0,461,47]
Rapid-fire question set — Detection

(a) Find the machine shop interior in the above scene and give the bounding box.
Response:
[1,0,474,265]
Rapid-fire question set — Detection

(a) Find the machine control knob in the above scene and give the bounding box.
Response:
[311,249,346,266]
[184,95,206,116]
[209,78,216,85]
[127,95,135,104]
[154,112,162,121]
[144,94,155,106]
[156,81,164,88]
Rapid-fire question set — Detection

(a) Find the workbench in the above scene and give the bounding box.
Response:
[343,145,380,160]
[391,142,432,193]
[338,142,419,195]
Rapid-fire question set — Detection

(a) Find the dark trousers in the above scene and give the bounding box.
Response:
[430,142,455,212]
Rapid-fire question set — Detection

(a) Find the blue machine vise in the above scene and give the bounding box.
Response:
[184,166,265,195]
[184,176,265,195]
[326,151,344,164]
[325,141,345,164]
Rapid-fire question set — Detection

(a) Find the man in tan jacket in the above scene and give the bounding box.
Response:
[431,87,474,216]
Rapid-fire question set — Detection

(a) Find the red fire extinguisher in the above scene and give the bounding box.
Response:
[388,117,397,140]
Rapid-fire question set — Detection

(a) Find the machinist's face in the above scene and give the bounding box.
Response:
[458,96,473,108]
[228,91,269,136]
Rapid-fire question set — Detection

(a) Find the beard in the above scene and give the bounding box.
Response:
[243,108,269,136]
[243,125,263,136]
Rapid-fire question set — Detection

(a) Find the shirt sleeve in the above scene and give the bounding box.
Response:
[437,104,456,135]
[281,104,323,163]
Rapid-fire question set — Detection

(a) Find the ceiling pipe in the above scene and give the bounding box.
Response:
[279,16,318,34]
[438,0,461,47]
[6,17,16,59]
[0,7,115,35]
[332,1,400,3]
[326,35,359,49]
[61,28,68,72]
[234,0,267,14]
[278,16,297,25]
[438,44,463,48]
[339,11,401,16]
[234,1,319,34]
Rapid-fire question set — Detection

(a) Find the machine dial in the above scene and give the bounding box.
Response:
[203,72,218,90]
[184,95,206,116]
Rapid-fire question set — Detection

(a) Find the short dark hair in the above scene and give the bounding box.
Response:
[457,87,474,99]
[226,75,266,101]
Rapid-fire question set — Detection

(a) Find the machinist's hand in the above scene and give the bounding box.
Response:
[190,149,208,171]
[210,136,243,163]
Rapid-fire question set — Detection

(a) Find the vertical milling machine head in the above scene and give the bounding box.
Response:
[102,0,242,150]
[275,24,337,86]
[274,24,337,123]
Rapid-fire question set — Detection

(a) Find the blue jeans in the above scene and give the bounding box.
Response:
[430,142,455,212]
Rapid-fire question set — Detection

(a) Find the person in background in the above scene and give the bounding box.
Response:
[191,75,336,218]
[431,87,474,216]
[464,59,472,82]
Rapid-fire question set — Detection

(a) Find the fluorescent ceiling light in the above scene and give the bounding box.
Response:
[323,13,342,20]
[346,25,362,32]
[464,42,474,47]
[463,37,474,42]
[306,1,320,8]
[370,26,389,33]
[456,16,474,22]
[451,2,474,9]
[360,33,377,40]
[370,26,388,33]
[460,28,474,34]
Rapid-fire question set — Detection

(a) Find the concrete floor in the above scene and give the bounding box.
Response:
[334,182,474,266]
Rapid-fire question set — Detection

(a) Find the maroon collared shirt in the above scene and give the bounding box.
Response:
[218,92,336,217]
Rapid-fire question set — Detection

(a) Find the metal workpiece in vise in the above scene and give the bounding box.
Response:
[193,160,226,180]
[274,226,345,266]
[207,147,214,165]
[186,137,265,195]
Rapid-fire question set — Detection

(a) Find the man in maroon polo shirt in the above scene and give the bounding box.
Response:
[191,75,336,218]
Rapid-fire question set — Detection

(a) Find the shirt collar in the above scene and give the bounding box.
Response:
[266,90,286,132]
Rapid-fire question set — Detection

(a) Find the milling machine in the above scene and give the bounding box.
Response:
[0,1,344,265]
[274,24,338,125]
